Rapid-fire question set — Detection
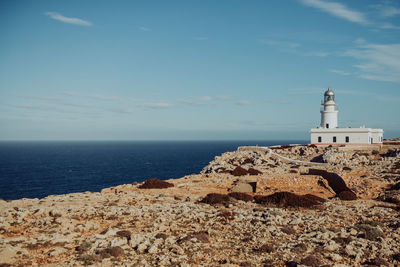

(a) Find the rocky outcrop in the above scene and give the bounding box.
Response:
[1,142,400,266]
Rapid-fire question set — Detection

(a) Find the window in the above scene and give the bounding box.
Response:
[318,136,322,143]
[333,136,336,143]
[345,136,349,143]
[326,123,329,128]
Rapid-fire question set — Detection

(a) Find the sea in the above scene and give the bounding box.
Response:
[0,140,306,200]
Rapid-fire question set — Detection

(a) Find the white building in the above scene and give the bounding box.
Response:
[310,88,383,145]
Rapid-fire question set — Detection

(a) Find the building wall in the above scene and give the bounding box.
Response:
[371,131,383,144]
[311,131,371,144]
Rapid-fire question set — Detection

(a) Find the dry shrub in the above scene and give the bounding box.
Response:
[338,190,357,200]
[96,246,124,259]
[281,226,296,235]
[248,168,262,175]
[217,211,236,220]
[138,178,174,189]
[389,182,400,190]
[300,255,321,266]
[254,191,325,208]
[179,231,209,243]
[199,193,230,205]
[228,192,253,202]
[254,244,275,253]
[303,194,326,203]
[116,230,131,240]
[242,158,254,164]
[232,166,249,176]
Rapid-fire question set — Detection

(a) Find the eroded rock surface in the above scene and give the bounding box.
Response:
[1,141,400,266]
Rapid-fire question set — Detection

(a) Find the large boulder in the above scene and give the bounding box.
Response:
[231,182,254,193]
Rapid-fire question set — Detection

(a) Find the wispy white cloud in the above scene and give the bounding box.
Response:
[45,12,92,26]
[264,99,291,105]
[87,94,120,101]
[260,39,329,57]
[344,43,400,82]
[61,91,120,101]
[330,69,351,75]
[178,96,214,106]
[373,4,400,17]
[354,38,366,45]
[138,26,150,31]
[198,96,212,101]
[303,51,330,57]
[299,0,369,25]
[139,103,173,109]
[235,100,250,106]
[380,23,400,30]
[215,94,231,100]
[260,40,301,49]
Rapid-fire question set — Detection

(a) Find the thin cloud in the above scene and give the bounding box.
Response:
[87,94,120,101]
[264,99,291,105]
[215,94,231,100]
[178,96,214,106]
[139,103,173,109]
[61,91,120,101]
[330,69,351,75]
[260,39,329,57]
[373,4,400,17]
[235,100,250,106]
[45,12,92,26]
[380,23,400,30]
[299,0,369,25]
[198,96,212,101]
[344,43,400,82]
[354,38,366,44]
[138,26,150,31]
[303,51,330,57]
[260,40,301,49]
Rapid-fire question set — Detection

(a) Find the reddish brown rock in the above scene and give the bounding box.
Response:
[199,193,230,205]
[254,192,325,208]
[138,178,174,189]
[231,166,248,176]
[228,192,253,202]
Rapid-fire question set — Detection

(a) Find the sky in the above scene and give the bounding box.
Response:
[0,0,399,140]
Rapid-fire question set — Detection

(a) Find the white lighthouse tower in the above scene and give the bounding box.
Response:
[310,88,383,145]
[320,88,338,129]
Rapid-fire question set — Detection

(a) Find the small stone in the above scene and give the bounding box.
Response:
[148,244,158,254]
[330,253,342,261]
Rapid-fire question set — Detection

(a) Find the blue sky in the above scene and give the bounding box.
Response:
[0,0,399,140]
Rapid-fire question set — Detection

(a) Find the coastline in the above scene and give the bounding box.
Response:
[1,142,399,266]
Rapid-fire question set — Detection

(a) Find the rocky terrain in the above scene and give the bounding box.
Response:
[1,141,400,266]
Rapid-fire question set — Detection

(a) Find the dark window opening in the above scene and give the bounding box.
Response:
[326,123,329,128]
[333,136,336,143]
[345,136,349,143]
[318,136,322,143]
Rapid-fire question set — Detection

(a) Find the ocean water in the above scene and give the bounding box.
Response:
[0,140,306,200]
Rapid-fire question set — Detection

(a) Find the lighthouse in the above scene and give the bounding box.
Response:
[310,88,383,145]
[320,88,338,129]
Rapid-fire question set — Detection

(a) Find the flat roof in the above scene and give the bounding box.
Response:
[310,127,383,133]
